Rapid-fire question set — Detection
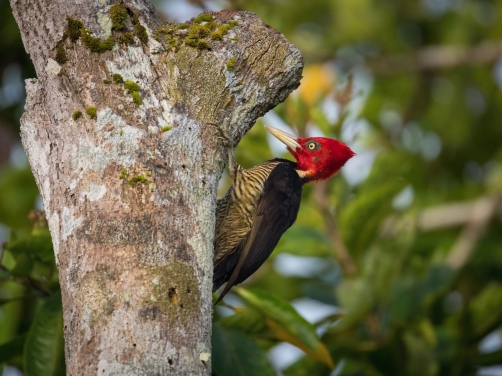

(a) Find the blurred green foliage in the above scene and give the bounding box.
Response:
[2,0,502,375]
[0,216,63,375]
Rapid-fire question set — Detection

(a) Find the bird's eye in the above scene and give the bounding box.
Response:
[306,141,320,151]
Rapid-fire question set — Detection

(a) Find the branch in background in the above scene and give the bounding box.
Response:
[445,194,502,269]
[367,42,502,76]
[227,0,248,11]
[312,181,387,343]
[381,195,501,236]
[22,276,52,297]
[381,194,501,269]
[313,182,358,277]
[0,295,44,304]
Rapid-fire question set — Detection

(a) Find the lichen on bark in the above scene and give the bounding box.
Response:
[140,262,201,326]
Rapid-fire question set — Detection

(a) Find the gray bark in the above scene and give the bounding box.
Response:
[10,0,302,374]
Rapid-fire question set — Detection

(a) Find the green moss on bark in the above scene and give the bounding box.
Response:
[197,40,210,50]
[185,38,198,48]
[124,80,140,93]
[110,3,128,31]
[86,106,97,119]
[194,13,214,23]
[82,29,114,52]
[123,80,141,105]
[131,14,148,44]
[188,24,210,39]
[154,17,238,53]
[135,24,148,44]
[139,263,200,327]
[163,47,233,123]
[226,56,236,71]
[67,16,84,42]
[55,42,67,65]
[217,24,231,36]
[118,32,135,45]
[131,91,142,105]
[72,110,83,121]
[112,74,124,84]
[128,174,150,185]
[210,31,222,41]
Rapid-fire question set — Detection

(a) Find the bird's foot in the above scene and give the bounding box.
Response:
[207,121,232,147]
[206,120,237,180]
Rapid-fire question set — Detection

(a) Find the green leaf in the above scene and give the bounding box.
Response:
[235,288,319,351]
[389,265,454,324]
[336,278,374,327]
[24,291,65,376]
[360,150,416,193]
[0,266,10,279]
[220,308,266,334]
[469,282,502,343]
[302,280,339,306]
[266,319,335,369]
[310,107,332,135]
[7,229,54,262]
[474,349,502,367]
[0,296,29,306]
[212,324,274,376]
[283,355,332,376]
[0,165,39,229]
[0,334,26,362]
[274,225,331,257]
[403,329,438,376]
[340,181,406,257]
[10,252,34,276]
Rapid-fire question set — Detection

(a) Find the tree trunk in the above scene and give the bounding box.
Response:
[9,0,302,374]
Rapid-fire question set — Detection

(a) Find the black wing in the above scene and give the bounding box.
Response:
[213,162,302,304]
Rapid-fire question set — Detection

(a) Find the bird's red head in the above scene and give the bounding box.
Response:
[265,126,355,182]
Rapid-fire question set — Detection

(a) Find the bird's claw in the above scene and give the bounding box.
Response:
[206,121,237,180]
[207,121,232,147]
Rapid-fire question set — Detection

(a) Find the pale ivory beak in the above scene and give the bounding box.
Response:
[264,125,301,150]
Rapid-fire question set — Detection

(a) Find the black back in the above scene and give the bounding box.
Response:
[213,162,303,301]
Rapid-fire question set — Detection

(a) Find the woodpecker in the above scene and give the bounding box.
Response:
[213,125,355,304]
